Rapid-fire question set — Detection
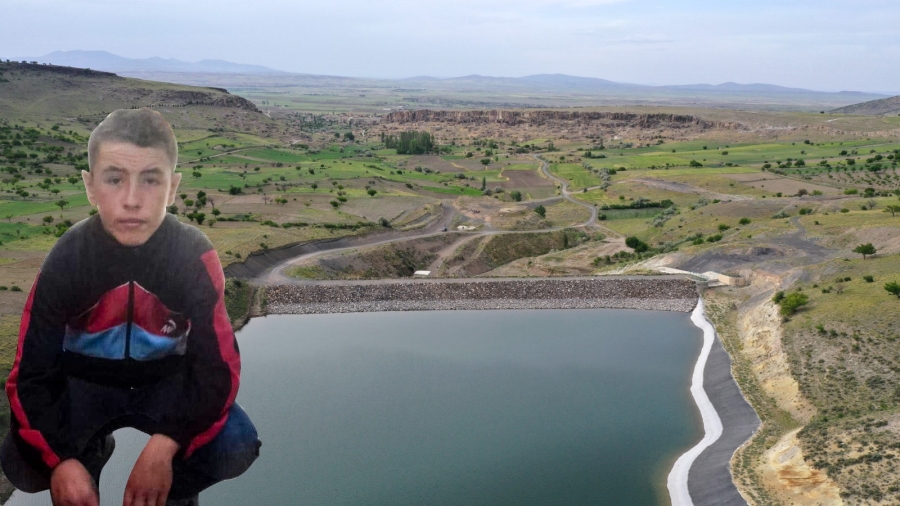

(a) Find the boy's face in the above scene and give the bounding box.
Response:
[82,141,182,246]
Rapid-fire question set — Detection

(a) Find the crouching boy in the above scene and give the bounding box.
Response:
[1,109,260,506]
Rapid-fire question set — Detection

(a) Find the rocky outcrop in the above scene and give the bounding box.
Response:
[151,90,260,112]
[384,109,742,130]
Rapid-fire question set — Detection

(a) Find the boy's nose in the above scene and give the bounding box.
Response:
[123,181,141,209]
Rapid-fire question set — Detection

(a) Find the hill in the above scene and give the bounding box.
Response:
[10,50,286,74]
[831,95,900,116]
[0,61,288,139]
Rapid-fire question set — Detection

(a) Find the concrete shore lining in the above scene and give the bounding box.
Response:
[261,279,760,505]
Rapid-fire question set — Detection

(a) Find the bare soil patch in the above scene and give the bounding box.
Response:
[500,168,554,189]
[630,177,751,201]
[724,174,840,196]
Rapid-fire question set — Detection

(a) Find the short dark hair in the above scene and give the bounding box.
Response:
[87,109,178,171]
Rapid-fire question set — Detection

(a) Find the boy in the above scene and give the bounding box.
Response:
[1,109,260,506]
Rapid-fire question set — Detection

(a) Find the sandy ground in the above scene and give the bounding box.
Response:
[736,283,844,505]
[740,299,816,423]
[759,429,844,506]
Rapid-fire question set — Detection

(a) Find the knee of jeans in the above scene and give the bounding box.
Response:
[205,437,260,480]
[192,405,261,480]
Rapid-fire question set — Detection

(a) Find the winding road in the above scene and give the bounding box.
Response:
[244,157,616,285]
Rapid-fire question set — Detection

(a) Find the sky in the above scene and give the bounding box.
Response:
[2,0,899,93]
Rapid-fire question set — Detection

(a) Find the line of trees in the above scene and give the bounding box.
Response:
[382,131,434,154]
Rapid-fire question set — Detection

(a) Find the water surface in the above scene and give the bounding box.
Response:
[9,308,703,506]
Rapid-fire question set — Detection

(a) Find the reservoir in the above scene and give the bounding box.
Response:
[7,308,703,506]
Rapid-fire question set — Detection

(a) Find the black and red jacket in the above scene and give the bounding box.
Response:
[5,213,240,470]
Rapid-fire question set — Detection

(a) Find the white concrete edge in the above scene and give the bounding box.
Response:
[667,297,725,506]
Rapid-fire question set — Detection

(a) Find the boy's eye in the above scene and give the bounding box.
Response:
[105,177,121,185]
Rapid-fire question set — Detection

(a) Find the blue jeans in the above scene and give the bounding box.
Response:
[1,403,261,500]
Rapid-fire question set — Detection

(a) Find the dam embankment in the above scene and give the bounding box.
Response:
[263,277,699,314]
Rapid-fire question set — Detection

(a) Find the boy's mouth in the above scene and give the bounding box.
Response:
[118,218,147,228]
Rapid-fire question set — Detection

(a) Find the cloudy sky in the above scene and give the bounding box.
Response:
[2,0,899,93]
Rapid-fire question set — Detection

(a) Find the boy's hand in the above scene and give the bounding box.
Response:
[50,459,99,506]
[124,434,180,506]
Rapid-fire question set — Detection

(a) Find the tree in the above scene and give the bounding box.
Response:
[689,160,703,167]
[853,243,876,259]
[481,158,491,166]
[510,190,522,202]
[885,281,900,298]
[55,199,69,211]
[383,130,434,154]
[534,205,546,218]
[481,176,486,191]
[884,204,900,217]
[367,189,377,197]
[311,183,318,191]
[43,216,54,225]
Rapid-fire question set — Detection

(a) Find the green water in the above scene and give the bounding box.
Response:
[6,308,702,506]
[207,309,703,505]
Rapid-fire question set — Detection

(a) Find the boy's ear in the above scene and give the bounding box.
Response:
[167,171,182,206]
[81,170,97,206]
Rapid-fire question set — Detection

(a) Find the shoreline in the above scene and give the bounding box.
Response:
[669,299,762,506]
[255,278,760,506]
[668,299,724,505]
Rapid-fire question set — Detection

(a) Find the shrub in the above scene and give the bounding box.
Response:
[863,275,874,283]
[534,205,546,218]
[778,292,809,316]
[718,223,731,231]
[625,236,649,253]
[510,190,522,202]
[738,218,751,225]
[772,291,785,304]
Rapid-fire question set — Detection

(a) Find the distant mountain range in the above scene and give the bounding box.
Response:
[8,50,286,74]
[2,50,893,111]
[401,73,884,96]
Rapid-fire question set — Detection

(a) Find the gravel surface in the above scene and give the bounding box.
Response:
[264,278,698,314]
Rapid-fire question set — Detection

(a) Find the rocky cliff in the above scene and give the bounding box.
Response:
[384,109,741,130]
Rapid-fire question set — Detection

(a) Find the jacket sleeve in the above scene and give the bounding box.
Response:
[5,268,77,469]
[163,247,241,458]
